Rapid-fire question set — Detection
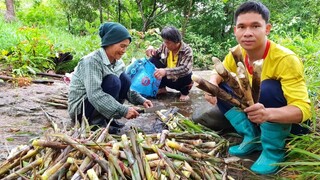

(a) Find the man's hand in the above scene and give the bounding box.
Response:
[143,99,153,108]
[154,68,166,79]
[125,107,139,119]
[205,93,217,105]
[244,103,268,124]
[146,46,156,57]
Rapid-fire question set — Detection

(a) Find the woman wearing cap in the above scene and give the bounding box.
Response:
[68,22,153,133]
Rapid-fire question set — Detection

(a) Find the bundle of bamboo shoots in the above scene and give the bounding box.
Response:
[0,112,242,179]
[192,48,263,110]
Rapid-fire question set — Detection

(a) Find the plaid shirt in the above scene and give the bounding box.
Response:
[68,48,146,120]
[153,41,193,81]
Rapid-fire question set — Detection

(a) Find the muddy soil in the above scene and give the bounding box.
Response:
[0,71,216,162]
[1,71,277,179]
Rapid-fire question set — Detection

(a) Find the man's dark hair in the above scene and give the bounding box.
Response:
[235,1,270,24]
[160,26,182,43]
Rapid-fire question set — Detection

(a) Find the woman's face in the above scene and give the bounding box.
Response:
[106,39,130,62]
[163,39,180,52]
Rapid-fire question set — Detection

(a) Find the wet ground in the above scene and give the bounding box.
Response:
[0,71,214,161]
[0,70,276,179]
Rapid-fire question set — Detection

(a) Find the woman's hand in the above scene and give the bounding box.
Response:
[125,107,139,119]
[154,68,166,79]
[146,46,156,57]
[143,99,153,108]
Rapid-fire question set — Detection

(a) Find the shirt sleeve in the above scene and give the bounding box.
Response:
[277,55,311,122]
[127,89,146,105]
[165,45,193,80]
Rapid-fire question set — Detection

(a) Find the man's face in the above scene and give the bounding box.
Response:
[106,39,130,61]
[234,12,271,51]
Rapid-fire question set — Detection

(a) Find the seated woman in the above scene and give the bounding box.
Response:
[146,26,194,101]
[68,22,153,133]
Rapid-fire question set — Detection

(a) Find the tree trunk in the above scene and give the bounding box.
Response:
[118,0,121,23]
[5,0,16,22]
[181,0,193,38]
[98,0,103,23]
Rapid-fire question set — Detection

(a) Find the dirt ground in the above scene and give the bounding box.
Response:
[0,70,216,162]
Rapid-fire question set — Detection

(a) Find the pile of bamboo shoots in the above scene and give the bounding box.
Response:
[0,111,242,179]
[192,46,263,110]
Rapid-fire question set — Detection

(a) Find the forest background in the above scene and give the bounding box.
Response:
[0,0,319,178]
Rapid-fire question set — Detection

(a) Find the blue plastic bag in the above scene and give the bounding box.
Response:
[126,58,161,97]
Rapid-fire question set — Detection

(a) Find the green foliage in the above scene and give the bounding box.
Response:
[185,31,236,69]
[17,2,65,27]
[263,0,320,37]
[6,26,56,76]
[277,132,320,179]
[0,17,22,50]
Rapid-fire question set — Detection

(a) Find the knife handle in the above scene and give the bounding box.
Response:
[137,109,145,113]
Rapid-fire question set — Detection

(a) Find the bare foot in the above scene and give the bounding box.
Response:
[157,88,167,95]
[179,94,190,101]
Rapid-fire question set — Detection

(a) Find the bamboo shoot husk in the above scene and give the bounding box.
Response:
[230,45,244,64]
[237,62,254,106]
[212,57,244,98]
[192,75,248,109]
[252,59,263,103]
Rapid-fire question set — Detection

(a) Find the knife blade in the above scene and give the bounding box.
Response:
[137,105,166,113]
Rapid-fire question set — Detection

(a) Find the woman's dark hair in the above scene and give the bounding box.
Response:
[235,1,270,23]
[160,26,182,43]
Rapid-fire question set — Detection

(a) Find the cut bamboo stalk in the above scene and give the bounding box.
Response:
[48,161,71,180]
[166,140,209,159]
[146,132,215,141]
[158,129,169,148]
[0,146,30,176]
[212,57,244,98]
[129,130,145,180]
[87,168,99,180]
[192,74,248,109]
[41,156,68,180]
[72,127,109,180]
[52,134,109,173]
[184,161,202,180]
[165,163,176,179]
[237,62,254,106]
[148,159,165,168]
[2,158,43,180]
[252,59,263,103]
[152,146,187,179]
[146,153,159,161]
[32,139,67,149]
[48,98,68,105]
[230,45,244,64]
[0,75,54,84]
[121,134,140,180]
